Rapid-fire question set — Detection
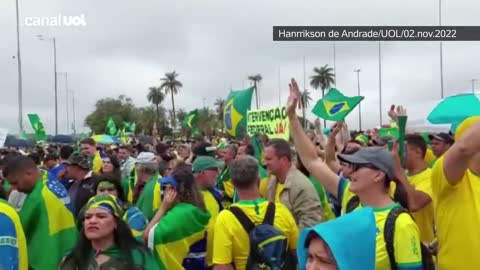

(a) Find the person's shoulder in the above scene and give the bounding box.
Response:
[394,211,419,231]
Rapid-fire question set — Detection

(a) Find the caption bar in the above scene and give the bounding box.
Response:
[273,26,480,41]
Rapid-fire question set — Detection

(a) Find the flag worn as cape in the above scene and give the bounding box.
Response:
[19,171,77,269]
[106,117,117,135]
[0,199,28,270]
[148,203,210,270]
[27,114,46,140]
[135,174,161,220]
[311,89,364,121]
[224,87,254,138]
[217,166,233,202]
[183,109,199,129]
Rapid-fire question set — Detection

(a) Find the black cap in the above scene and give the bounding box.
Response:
[428,133,454,145]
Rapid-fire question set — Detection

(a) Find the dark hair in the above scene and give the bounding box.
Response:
[170,162,206,211]
[60,216,147,270]
[28,152,42,166]
[80,138,96,146]
[119,145,133,152]
[93,173,126,202]
[59,145,74,160]
[230,156,260,190]
[392,178,409,210]
[296,155,310,177]
[244,144,255,156]
[43,153,58,162]
[101,155,121,179]
[225,145,238,156]
[158,161,169,176]
[265,139,292,161]
[3,156,36,177]
[406,134,427,157]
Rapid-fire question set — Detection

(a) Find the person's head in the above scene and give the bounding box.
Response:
[3,156,40,193]
[161,162,205,210]
[43,153,59,170]
[337,147,395,196]
[135,152,158,180]
[177,144,191,159]
[80,138,97,157]
[221,145,237,164]
[298,207,376,270]
[94,174,126,202]
[342,140,363,155]
[28,152,42,166]
[230,156,260,191]
[59,145,74,161]
[101,155,121,176]
[63,153,91,181]
[429,133,453,158]
[165,158,183,177]
[237,144,255,159]
[192,156,222,188]
[405,134,427,169]
[264,139,292,178]
[117,145,132,161]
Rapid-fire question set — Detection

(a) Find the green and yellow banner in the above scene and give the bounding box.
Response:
[247,106,289,141]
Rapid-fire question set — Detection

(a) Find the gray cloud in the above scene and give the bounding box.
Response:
[1,0,479,135]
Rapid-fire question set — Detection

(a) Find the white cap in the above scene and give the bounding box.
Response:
[135,152,156,164]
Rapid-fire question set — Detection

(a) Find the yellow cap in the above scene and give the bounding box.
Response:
[454,116,480,142]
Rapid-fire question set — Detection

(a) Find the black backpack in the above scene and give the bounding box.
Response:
[229,203,294,270]
[346,197,435,270]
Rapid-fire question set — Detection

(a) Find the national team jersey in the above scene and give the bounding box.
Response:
[202,189,223,266]
[431,155,480,269]
[338,178,423,269]
[407,168,435,243]
[0,199,28,270]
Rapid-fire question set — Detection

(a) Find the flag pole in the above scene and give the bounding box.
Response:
[439,0,444,98]
[278,67,281,106]
[378,41,383,126]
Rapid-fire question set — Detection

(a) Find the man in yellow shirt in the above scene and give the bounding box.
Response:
[213,156,298,270]
[80,138,103,174]
[428,132,454,167]
[431,116,480,269]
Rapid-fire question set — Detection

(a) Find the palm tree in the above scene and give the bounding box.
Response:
[299,89,312,128]
[248,74,262,109]
[310,64,335,126]
[160,71,183,128]
[147,86,164,133]
[214,98,225,120]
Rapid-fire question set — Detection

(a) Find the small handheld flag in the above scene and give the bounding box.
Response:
[311,89,363,121]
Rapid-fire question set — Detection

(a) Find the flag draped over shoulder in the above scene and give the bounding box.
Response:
[224,87,254,138]
[106,117,117,135]
[148,203,210,270]
[311,89,363,121]
[27,114,46,140]
[135,174,161,220]
[0,199,28,270]
[19,171,76,269]
[183,109,199,129]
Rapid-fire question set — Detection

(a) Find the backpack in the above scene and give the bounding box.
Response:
[346,197,435,270]
[229,203,294,270]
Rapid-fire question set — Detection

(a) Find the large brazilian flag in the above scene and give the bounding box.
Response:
[224,87,254,138]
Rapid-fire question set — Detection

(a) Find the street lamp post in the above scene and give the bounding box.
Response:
[15,0,24,134]
[70,89,76,135]
[354,69,362,131]
[378,42,383,126]
[439,0,444,98]
[37,35,58,135]
[58,72,69,134]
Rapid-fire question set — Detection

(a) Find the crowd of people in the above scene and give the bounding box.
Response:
[0,78,479,270]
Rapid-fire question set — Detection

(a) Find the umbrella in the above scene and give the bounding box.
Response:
[427,93,480,124]
[91,134,120,144]
[49,134,75,144]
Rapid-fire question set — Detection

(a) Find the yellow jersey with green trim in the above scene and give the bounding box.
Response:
[202,190,222,267]
[213,198,298,270]
[338,178,423,270]
[431,155,480,269]
[407,168,435,243]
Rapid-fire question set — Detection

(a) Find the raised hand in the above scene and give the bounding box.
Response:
[287,78,301,116]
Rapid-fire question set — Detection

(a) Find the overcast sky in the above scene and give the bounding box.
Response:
[1,0,479,135]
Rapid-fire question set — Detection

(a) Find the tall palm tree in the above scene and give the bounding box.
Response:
[248,74,262,109]
[214,98,226,132]
[310,64,335,126]
[147,86,164,132]
[160,71,183,128]
[299,89,312,128]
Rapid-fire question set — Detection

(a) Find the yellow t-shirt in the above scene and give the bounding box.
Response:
[92,152,103,174]
[213,198,298,270]
[423,148,436,166]
[407,168,436,243]
[202,190,222,267]
[338,178,423,269]
[259,177,284,202]
[431,155,480,270]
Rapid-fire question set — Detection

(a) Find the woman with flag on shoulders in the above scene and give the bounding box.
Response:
[60,194,158,269]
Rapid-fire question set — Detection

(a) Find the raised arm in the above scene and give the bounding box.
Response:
[443,118,480,185]
[287,78,341,197]
[325,123,343,173]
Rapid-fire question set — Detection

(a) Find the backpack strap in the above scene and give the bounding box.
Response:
[383,206,407,270]
[262,203,275,225]
[345,195,360,214]
[229,206,256,233]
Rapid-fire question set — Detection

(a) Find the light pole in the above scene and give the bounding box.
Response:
[332,42,337,86]
[37,35,58,135]
[439,0,444,98]
[15,0,24,134]
[354,69,362,131]
[57,72,69,134]
[378,42,383,126]
[70,89,76,135]
[472,79,477,93]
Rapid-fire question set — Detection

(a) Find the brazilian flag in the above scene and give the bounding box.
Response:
[224,87,254,138]
[311,89,363,121]
[183,109,199,129]
[27,114,46,141]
